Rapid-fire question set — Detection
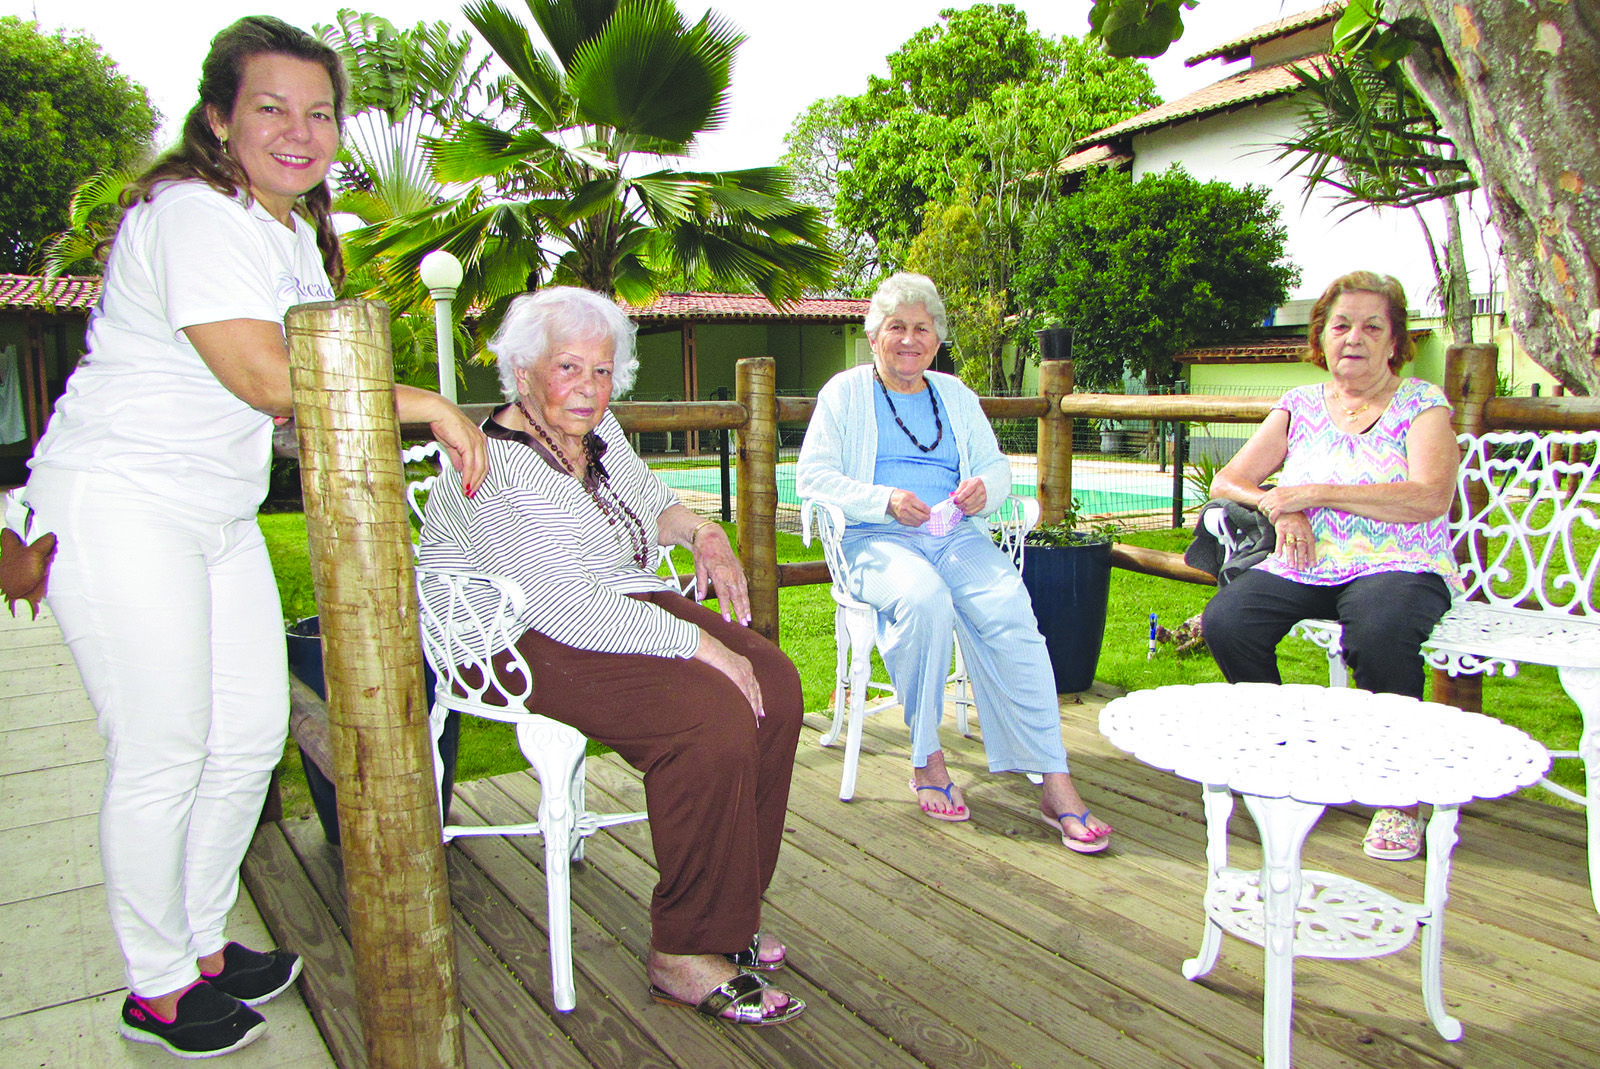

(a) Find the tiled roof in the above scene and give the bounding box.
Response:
[622,292,868,322]
[1072,55,1329,149]
[1054,143,1131,176]
[0,273,100,312]
[1175,340,1308,364]
[1186,3,1342,66]
[0,277,866,323]
[1177,327,1431,364]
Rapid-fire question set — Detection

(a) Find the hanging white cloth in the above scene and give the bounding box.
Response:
[0,345,27,445]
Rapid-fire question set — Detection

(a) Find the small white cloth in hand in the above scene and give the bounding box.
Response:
[923,497,963,536]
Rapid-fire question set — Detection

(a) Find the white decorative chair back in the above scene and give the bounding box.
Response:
[1452,430,1599,617]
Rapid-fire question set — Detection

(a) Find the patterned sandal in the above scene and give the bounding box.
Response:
[1363,808,1422,861]
[649,971,805,1026]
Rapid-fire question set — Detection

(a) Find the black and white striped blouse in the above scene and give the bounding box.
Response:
[418,410,698,658]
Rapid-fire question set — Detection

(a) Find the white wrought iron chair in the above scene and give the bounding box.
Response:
[801,494,1041,801]
[402,442,656,1013]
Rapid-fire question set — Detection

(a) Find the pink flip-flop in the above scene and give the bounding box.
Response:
[910,780,969,822]
[1041,810,1111,853]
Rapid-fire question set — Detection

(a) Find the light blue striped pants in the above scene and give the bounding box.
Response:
[841,521,1069,774]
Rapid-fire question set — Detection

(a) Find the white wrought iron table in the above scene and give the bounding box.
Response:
[1100,682,1549,1068]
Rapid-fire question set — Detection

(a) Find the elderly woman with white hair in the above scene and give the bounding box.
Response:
[418,286,805,1026]
[796,273,1112,852]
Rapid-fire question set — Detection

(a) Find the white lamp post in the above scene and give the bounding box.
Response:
[419,250,465,404]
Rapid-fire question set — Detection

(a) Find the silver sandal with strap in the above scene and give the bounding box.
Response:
[724,932,785,971]
[650,971,805,1026]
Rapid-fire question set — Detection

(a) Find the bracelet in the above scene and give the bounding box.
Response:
[689,520,719,544]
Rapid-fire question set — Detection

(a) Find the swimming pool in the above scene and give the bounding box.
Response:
[653,462,1201,517]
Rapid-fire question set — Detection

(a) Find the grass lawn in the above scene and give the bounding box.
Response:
[260,515,1586,819]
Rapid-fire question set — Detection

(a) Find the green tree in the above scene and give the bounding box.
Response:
[350,0,835,337]
[1275,7,1477,344]
[0,16,157,273]
[1017,167,1298,390]
[1084,0,1600,395]
[905,192,1008,393]
[785,5,1156,291]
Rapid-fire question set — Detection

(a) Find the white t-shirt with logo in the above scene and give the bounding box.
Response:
[31,180,335,517]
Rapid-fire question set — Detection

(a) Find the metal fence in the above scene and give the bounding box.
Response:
[636,384,1286,538]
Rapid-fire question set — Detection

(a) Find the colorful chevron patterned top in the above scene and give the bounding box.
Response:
[1257,378,1462,591]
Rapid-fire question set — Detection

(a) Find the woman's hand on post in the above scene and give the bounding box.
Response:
[887,489,930,527]
[396,385,488,498]
[693,629,765,723]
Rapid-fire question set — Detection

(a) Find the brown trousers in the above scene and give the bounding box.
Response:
[514,591,802,956]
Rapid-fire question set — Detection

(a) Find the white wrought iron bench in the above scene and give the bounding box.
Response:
[1290,430,1600,910]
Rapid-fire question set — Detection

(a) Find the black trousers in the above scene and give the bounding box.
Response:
[1201,568,1452,699]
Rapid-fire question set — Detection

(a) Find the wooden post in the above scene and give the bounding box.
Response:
[1435,343,1499,715]
[736,357,780,641]
[1037,357,1075,525]
[286,300,464,1069]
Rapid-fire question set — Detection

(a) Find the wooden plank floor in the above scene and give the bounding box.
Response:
[245,689,1600,1069]
[0,606,335,1067]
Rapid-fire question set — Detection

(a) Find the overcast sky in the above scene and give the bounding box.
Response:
[4,1,1322,170]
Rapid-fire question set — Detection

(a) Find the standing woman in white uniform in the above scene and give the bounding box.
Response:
[23,16,486,1059]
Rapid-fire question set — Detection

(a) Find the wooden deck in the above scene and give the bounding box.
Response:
[246,688,1600,1069]
[0,606,334,1068]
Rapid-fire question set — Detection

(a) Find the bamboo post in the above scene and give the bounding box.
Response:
[1037,357,1075,525]
[736,357,779,641]
[286,300,464,1069]
[1435,343,1500,715]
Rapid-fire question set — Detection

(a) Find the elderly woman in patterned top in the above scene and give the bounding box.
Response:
[1202,270,1462,861]
[418,287,804,1027]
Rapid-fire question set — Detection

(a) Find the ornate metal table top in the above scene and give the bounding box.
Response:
[1100,682,1550,808]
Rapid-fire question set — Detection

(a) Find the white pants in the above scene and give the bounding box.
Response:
[28,469,288,997]
[841,522,1069,775]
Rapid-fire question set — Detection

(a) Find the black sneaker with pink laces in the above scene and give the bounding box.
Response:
[202,942,303,1006]
[119,980,266,1058]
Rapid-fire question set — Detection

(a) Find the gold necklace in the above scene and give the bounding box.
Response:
[1329,380,1391,422]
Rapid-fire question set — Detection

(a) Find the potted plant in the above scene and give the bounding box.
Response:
[1091,418,1125,455]
[1017,501,1118,694]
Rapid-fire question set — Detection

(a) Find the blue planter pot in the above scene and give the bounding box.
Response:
[1020,538,1113,694]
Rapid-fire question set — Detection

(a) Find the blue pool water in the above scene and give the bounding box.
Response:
[654,463,1200,516]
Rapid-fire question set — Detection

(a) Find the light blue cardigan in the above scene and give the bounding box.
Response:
[795,364,1012,523]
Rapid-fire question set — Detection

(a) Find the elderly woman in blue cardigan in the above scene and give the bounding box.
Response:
[796,273,1112,852]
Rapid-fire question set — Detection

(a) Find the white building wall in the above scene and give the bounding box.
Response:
[1129,98,1500,326]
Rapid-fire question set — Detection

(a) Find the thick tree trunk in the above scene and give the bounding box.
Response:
[1396,0,1600,394]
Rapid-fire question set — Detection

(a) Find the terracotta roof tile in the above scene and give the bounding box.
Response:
[1073,55,1330,149]
[1176,340,1308,364]
[621,292,868,321]
[1054,144,1131,175]
[0,273,100,312]
[1186,3,1342,66]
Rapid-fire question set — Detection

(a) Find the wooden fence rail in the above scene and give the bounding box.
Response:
[382,348,1600,625]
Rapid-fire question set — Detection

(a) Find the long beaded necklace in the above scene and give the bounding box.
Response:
[516,400,652,569]
[873,366,944,453]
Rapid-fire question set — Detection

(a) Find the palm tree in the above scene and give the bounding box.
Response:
[35,167,132,277]
[347,0,836,333]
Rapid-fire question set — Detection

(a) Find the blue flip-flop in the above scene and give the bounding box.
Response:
[910,780,969,822]
[1041,810,1111,853]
